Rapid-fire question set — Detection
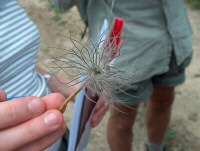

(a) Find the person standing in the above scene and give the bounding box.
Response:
[81,0,193,150]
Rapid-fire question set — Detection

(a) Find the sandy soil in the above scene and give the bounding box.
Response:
[19,1,200,150]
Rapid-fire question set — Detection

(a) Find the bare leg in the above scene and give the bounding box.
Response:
[107,104,139,151]
[146,84,175,145]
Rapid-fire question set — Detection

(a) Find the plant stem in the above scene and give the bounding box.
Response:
[59,83,85,113]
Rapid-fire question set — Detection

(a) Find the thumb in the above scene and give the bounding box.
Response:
[0,89,7,102]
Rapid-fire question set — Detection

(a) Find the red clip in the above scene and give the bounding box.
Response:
[109,18,125,59]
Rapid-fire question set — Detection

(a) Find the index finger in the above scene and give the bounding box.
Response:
[0,97,46,129]
[41,93,66,110]
[0,93,66,129]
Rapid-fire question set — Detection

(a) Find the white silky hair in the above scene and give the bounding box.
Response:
[46,0,141,111]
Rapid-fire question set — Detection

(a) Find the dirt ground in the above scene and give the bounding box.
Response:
[19,1,200,151]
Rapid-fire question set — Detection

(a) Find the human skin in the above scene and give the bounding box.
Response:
[146,84,174,145]
[35,66,109,127]
[0,67,107,150]
[0,90,66,151]
[107,84,174,151]
[0,86,108,151]
[35,66,77,99]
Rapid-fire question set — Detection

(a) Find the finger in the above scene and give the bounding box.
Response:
[0,110,64,151]
[93,105,108,126]
[91,103,109,127]
[0,97,46,129]
[0,89,7,102]
[17,123,66,151]
[42,93,66,110]
[95,99,105,111]
[91,113,104,128]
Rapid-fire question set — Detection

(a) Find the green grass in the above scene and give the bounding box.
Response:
[59,20,67,26]
[47,0,64,14]
[164,127,177,151]
[42,48,51,53]
[47,2,66,24]
[51,15,62,22]
[186,0,200,9]
[188,113,198,122]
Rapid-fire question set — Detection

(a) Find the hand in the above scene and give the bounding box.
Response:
[48,75,78,101]
[0,90,66,151]
[35,66,78,100]
[91,92,110,128]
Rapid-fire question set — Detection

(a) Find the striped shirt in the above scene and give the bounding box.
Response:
[0,0,51,98]
[0,1,62,150]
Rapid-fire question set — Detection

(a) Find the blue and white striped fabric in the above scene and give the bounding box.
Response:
[0,0,62,150]
[0,0,51,98]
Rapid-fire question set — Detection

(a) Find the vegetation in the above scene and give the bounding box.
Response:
[165,127,177,151]
[186,0,200,9]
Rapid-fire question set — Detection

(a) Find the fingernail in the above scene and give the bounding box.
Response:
[44,113,59,129]
[28,99,44,114]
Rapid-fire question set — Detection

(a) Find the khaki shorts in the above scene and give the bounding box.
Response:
[114,51,193,105]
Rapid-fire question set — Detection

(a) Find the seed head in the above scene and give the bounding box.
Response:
[46,18,139,109]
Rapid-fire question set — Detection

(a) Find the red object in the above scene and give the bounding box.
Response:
[109,18,125,59]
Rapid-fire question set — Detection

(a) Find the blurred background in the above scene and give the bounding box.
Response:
[19,0,200,150]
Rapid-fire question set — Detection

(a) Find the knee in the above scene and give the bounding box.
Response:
[150,95,174,111]
[150,85,175,110]
[110,113,137,132]
[109,104,139,132]
[117,120,133,132]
